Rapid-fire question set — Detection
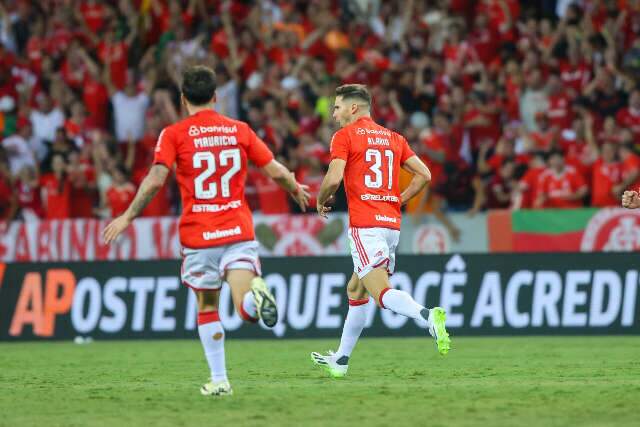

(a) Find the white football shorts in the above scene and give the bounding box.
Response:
[347,227,400,279]
[180,240,262,291]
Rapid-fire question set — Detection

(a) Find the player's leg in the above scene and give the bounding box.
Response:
[196,290,232,396]
[222,241,278,327]
[311,274,370,377]
[181,247,232,396]
[359,228,450,355]
[337,274,369,359]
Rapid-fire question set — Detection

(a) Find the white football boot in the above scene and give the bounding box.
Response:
[200,379,233,396]
[311,350,349,378]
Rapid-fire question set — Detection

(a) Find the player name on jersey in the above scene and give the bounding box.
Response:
[154,110,275,249]
[331,117,415,230]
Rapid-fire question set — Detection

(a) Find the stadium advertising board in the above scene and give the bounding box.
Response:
[0,215,350,262]
[0,253,638,341]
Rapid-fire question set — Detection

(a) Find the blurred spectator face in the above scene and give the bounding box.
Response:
[18,121,32,138]
[566,4,582,26]
[451,86,465,106]
[264,100,279,118]
[546,75,562,95]
[475,14,489,30]
[433,112,450,132]
[601,143,616,162]
[549,152,565,172]
[37,93,53,113]
[18,166,35,183]
[124,73,137,96]
[502,139,516,156]
[500,160,516,180]
[71,102,86,121]
[112,167,127,185]
[603,116,617,133]
[620,129,634,145]
[447,26,462,44]
[527,69,543,90]
[248,108,263,126]
[169,0,182,15]
[54,128,68,145]
[595,69,614,91]
[540,19,552,36]
[52,154,66,175]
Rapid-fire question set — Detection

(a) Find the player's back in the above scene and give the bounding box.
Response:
[154,110,274,249]
[330,116,415,230]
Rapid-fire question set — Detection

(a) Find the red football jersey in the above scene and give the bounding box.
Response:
[591,159,622,207]
[153,110,274,248]
[622,154,640,191]
[616,107,640,142]
[107,184,136,217]
[40,174,71,219]
[538,166,587,208]
[330,116,416,230]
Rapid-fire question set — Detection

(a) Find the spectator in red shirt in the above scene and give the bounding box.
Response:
[617,143,640,194]
[546,74,573,131]
[516,152,546,209]
[67,150,97,218]
[105,165,136,218]
[79,0,108,34]
[40,153,71,219]
[528,112,558,152]
[591,143,622,207]
[616,89,640,143]
[536,150,588,208]
[15,165,43,221]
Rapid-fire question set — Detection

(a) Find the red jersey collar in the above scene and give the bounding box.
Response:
[193,109,217,118]
[354,116,373,124]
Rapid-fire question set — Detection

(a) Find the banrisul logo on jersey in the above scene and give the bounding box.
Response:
[0,254,639,340]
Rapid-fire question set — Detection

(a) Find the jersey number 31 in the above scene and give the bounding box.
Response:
[193,149,241,199]
[365,148,394,190]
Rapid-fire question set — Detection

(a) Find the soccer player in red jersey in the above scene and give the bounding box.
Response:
[103,66,310,396]
[311,85,450,378]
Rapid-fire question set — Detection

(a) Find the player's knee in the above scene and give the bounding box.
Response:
[197,290,219,312]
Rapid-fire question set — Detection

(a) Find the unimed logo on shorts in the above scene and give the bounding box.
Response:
[202,226,241,241]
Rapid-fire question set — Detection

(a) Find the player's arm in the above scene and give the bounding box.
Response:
[317,159,346,218]
[400,155,431,205]
[102,165,169,244]
[261,159,310,211]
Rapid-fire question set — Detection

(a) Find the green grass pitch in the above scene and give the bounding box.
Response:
[1,337,639,427]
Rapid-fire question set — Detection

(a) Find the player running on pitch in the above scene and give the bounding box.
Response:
[103,65,310,396]
[311,84,450,378]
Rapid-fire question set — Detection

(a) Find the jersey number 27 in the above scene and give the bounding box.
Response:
[365,148,394,190]
[193,149,241,199]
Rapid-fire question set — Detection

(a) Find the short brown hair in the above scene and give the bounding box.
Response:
[335,84,371,106]
[182,65,217,106]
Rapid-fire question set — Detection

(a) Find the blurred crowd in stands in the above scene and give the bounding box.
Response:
[0,0,639,237]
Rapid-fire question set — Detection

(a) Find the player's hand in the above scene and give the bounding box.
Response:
[102,215,132,244]
[622,190,640,209]
[292,184,311,212]
[317,202,332,218]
